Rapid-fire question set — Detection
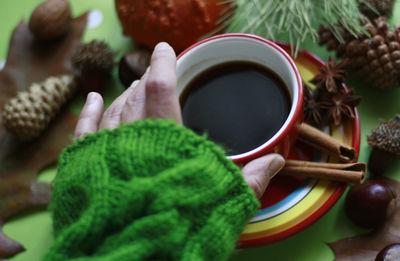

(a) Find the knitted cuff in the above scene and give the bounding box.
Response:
[47,119,259,261]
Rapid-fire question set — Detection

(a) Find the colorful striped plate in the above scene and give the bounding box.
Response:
[238,43,361,247]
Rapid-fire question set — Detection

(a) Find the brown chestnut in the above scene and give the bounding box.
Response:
[118,49,151,87]
[376,243,400,261]
[368,147,395,176]
[345,179,397,229]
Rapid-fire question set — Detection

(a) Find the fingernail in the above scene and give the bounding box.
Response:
[87,92,97,104]
[268,155,285,178]
[155,42,171,51]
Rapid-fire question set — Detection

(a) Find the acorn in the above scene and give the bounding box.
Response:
[71,40,115,94]
[376,243,400,261]
[345,179,397,229]
[367,115,400,175]
[118,49,151,88]
[29,0,72,41]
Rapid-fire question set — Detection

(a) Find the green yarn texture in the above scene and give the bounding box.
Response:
[44,119,260,261]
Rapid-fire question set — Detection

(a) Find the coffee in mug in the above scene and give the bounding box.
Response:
[180,60,291,156]
[176,33,303,164]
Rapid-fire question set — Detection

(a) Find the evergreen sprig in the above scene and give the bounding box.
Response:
[220,0,371,56]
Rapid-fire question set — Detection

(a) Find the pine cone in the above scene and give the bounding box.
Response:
[319,17,400,89]
[358,0,395,19]
[1,75,76,141]
[318,26,353,58]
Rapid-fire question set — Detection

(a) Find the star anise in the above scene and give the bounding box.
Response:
[303,83,323,126]
[320,88,361,126]
[311,57,347,93]
[304,98,324,126]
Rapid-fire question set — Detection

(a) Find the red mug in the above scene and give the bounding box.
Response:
[176,33,303,164]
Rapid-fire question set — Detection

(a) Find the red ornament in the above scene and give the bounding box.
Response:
[115,0,232,51]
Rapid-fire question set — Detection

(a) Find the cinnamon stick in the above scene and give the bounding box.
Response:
[299,123,357,163]
[280,160,366,184]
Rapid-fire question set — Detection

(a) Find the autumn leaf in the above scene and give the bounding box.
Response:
[328,178,400,261]
[0,14,87,258]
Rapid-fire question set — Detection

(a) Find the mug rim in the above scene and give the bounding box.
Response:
[177,33,303,163]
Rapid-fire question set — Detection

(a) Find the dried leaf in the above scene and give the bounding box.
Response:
[328,178,400,261]
[0,14,87,258]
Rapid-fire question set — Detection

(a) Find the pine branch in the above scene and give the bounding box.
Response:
[222,0,369,56]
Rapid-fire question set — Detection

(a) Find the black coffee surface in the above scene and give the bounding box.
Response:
[181,61,291,156]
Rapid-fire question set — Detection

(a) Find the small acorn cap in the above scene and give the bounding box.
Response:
[71,40,115,94]
[367,115,400,175]
[368,115,400,155]
[72,40,115,73]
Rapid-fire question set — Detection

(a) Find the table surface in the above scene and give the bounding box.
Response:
[1,1,400,260]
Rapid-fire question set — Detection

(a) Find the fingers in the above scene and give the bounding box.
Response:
[74,92,104,139]
[98,84,136,130]
[76,42,182,139]
[242,154,285,199]
[146,42,182,123]
[121,73,148,123]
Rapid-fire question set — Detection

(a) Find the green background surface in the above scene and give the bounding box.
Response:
[1,0,400,260]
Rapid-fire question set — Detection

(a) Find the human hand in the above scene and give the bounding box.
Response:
[73,42,285,199]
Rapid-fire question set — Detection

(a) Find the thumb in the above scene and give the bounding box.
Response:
[242,154,285,199]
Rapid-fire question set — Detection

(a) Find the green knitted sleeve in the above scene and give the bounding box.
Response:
[44,119,260,261]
